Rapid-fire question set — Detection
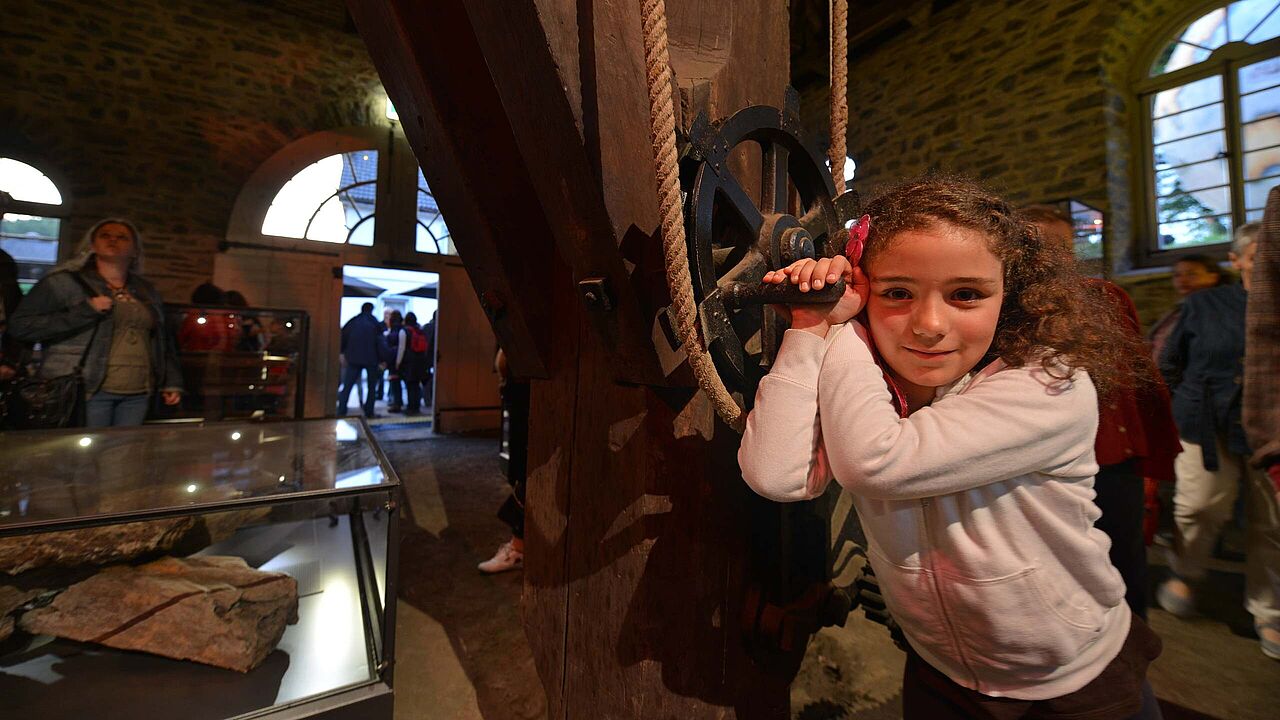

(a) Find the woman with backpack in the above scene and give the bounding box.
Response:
[401,312,432,415]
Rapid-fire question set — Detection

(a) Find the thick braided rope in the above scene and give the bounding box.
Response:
[829,0,849,194]
[639,0,746,432]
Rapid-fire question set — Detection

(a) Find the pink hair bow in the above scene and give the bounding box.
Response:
[845,214,870,265]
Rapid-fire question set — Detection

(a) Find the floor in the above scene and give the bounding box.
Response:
[378,428,1280,719]
[340,372,435,427]
[377,426,545,720]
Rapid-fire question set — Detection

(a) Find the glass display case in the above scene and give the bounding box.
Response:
[164,304,310,421]
[0,418,398,720]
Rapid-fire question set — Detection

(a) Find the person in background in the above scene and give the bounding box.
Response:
[384,310,406,413]
[1023,204,1181,620]
[376,308,392,403]
[337,302,388,418]
[1244,190,1280,660]
[8,218,183,427]
[178,282,236,352]
[479,346,529,574]
[402,311,430,415]
[1148,254,1228,364]
[265,317,300,356]
[1158,222,1280,661]
[224,289,263,352]
[191,283,223,304]
[0,247,26,379]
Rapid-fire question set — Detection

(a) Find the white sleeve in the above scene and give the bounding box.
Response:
[738,328,838,502]
[395,329,407,366]
[817,325,1099,500]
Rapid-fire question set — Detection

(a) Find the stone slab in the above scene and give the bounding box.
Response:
[19,555,298,672]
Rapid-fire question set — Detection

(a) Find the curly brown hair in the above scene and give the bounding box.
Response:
[859,175,1147,395]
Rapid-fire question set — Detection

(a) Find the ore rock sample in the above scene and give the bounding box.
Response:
[0,508,272,576]
[0,517,199,575]
[19,555,298,672]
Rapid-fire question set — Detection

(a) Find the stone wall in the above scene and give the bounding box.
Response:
[795,0,1218,326]
[0,0,384,299]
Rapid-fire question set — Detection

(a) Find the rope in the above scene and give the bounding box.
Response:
[829,0,849,195]
[637,0,850,433]
[639,0,746,433]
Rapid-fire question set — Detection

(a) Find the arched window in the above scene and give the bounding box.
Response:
[0,157,67,289]
[261,150,378,246]
[416,169,452,255]
[230,128,460,258]
[1139,1,1280,254]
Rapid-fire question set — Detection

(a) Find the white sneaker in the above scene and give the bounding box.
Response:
[478,540,524,574]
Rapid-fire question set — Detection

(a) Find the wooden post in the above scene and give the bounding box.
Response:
[347,1,795,716]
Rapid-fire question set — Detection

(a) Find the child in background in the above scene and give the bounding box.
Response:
[739,177,1161,719]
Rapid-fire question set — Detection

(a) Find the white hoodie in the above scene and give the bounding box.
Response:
[738,323,1130,700]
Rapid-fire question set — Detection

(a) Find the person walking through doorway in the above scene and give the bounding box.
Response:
[385,310,407,412]
[338,302,389,418]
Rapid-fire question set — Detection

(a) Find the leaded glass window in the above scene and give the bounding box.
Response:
[261,151,378,245]
[1143,2,1280,251]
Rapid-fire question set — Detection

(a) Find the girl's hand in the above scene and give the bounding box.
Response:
[161,390,182,406]
[762,256,868,336]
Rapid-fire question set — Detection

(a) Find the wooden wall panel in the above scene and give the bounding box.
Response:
[433,262,501,433]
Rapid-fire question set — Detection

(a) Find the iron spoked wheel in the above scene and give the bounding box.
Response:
[680,100,857,402]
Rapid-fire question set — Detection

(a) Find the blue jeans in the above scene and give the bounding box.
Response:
[85,392,151,428]
[337,364,378,416]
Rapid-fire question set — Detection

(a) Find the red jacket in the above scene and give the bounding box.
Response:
[1089,279,1181,481]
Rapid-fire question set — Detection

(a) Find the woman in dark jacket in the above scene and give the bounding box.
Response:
[8,218,183,427]
[1147,253,1228,363]
[1156,223,1280,660]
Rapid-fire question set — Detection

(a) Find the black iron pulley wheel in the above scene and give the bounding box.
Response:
[679,94,859,401]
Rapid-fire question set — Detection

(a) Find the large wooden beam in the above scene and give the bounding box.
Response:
[347,1,797,716]
[349,0,667,385]
[342,1,546,380]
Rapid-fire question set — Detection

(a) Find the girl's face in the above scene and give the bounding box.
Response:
[865,223,1004,399]
[92,222,136,262]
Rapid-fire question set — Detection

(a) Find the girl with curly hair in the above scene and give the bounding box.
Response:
[739,176,1161,719]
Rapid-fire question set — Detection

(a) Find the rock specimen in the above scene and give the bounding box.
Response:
[0,508,272,576]
[19,555,298,672]
[0,518,199,576]
[0,585,41,643]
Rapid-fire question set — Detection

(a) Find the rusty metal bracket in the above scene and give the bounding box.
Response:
[577,276,613,312]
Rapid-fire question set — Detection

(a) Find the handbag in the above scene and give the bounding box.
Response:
[0,275,104,431]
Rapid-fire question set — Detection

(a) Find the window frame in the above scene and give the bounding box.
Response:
[0,153,71,221]
[1133,3,1280,265]
[0,153,71,286]
[414,170,453,256]
[261,149,383,247]
[228,128,459,261]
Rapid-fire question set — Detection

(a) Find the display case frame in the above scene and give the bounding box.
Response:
[0,417,400,720]
[164,303,311,422]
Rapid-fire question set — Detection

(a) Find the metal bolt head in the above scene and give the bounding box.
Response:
[779,226,815,265]
[577,277,613,311]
